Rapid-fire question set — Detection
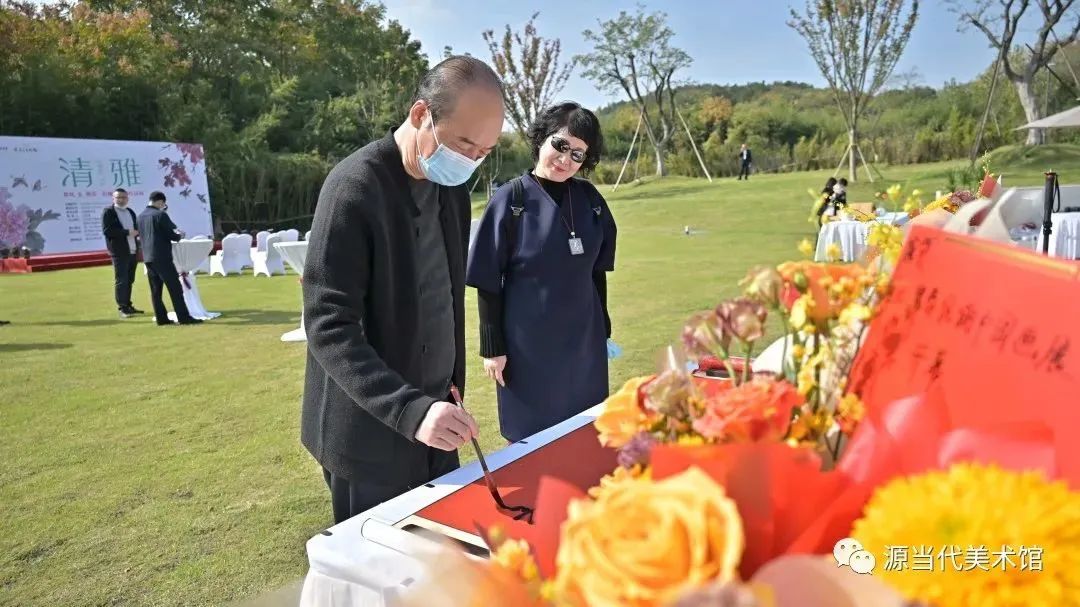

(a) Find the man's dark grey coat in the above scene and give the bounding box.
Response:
[301,131,470,496]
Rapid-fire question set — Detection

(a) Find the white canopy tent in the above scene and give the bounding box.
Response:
[1016,104,1080,129]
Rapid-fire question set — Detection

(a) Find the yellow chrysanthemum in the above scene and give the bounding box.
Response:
[826,242,843,262]
[868,222,904,266]
[796,359,817,396]
[835,393,865,435]
[838,302,873,326]
[798,238,814,258]
[852,463,1080,607]
[492,538,541,582]
[677,434,707,446]
[589,464,651,499]
[788,294,811,330]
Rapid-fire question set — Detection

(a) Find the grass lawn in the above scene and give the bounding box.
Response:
[0,149,1068,606]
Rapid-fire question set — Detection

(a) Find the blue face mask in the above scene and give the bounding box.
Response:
[416,117,485,186]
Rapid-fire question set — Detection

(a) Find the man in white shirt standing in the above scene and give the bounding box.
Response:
[101,188,144,318]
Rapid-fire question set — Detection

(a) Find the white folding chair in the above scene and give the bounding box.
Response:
[281,229,300,242]
[255,231,271,252]
[210,233,252,276]
[304,230,312,241]
[253,232,286,277]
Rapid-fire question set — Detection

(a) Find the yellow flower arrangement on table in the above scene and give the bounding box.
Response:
[593,237,887,474]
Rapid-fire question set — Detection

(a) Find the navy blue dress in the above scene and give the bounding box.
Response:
[466,172,617,442]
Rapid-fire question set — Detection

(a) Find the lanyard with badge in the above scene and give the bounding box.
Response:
[531,175,584,255]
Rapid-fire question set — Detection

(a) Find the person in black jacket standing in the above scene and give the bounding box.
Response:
[137,192,201,326]
[737,143,753,180]
[101,188,144,318]
[301,56,503,524]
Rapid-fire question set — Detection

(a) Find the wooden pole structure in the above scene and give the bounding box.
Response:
[971,49,1003,165]
[675,105,712,182]
[612,110,644,192]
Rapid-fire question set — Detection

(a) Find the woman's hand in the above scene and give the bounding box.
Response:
[483,355,507,387]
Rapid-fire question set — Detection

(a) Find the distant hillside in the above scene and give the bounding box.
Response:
[560,65,1080,184]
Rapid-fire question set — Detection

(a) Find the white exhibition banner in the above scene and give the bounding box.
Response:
[0,136,213,255]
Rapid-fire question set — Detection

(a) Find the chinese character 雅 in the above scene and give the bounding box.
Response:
[110,158,142,188]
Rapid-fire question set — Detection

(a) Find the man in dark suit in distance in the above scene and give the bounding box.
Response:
[737,143,753,180]
[137,191,202,326]
[101,188,144,318]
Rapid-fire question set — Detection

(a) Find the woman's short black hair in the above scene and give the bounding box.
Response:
[526,102,604,174]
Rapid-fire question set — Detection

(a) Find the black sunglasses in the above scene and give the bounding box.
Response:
[550,136,586,164]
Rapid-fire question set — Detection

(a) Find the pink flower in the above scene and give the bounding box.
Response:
[716,297,768,343]
[0,193,30,248]
[176,144,205,166]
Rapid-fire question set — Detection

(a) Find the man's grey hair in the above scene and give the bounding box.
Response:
[414,55,504,122]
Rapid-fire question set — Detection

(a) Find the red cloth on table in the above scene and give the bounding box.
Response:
[415,425,616,539]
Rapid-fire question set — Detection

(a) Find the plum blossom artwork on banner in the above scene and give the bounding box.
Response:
[159,143,210,216]
[0,136,213,255]
[0,186,60,254]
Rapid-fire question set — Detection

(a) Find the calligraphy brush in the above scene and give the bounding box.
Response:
[449,385,534,523]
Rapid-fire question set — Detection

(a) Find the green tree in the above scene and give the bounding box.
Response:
[788,0,919,181]
[483,12,575,140]
[948,0,1080,145]
[576,5,691,176]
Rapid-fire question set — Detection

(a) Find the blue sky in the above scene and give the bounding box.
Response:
[381,0,1013,110]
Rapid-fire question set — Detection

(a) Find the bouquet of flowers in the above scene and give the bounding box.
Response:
[402,450,1079,607]
[595,246,888,474]
[396,222,1080,607]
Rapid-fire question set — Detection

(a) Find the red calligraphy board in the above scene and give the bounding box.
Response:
[849,225,1080,485]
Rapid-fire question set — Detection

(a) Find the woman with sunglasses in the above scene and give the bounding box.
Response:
[466,102,617,443]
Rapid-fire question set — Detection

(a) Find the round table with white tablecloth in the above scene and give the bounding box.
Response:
[1037,212,1080,259]
[170,239,220,321]
[274,241,308,342]
[815,221,869,262]
[876,211,910,226]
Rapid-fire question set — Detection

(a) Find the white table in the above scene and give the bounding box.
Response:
[1036,212,1080,259]
[298,405,602,607]
[877,211,909,226]
[274,241,308,342]
[815,221,869,262]
[150,239,220,321]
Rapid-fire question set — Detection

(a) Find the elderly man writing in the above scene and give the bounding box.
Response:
[301,56,505,524]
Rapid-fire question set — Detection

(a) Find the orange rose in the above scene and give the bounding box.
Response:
[776,261,866,324]
[691,376,803,443]
[596,376,653,448]
[552,467,744,607]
